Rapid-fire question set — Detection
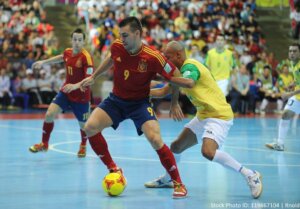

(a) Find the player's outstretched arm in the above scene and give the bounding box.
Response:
[150,84,171,98]
[32,55,64,70]
[81,53,113,88]
[62,82,83,93]
[169,76,195,88]
[281,89,300,101]
[170,84,184,121]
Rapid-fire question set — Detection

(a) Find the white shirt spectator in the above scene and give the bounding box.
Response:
[0,72,11,97]
[290,11,300,22]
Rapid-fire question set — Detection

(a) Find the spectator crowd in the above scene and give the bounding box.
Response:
[0,0,295,116]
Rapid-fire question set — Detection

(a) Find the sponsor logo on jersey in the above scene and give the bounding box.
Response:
[138,59,147,72]
[116,57,121,62]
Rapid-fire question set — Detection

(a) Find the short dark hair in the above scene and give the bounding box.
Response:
[71,28,85,40]
[119,16,143,37]
[290,43,300,51]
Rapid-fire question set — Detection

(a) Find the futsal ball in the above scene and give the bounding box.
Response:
[102,172,127,196]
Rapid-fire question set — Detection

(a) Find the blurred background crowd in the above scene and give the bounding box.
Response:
[0,0,296,116]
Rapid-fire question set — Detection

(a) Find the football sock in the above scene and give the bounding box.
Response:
[80,129,87,146]
[260,98,268,111]
[213,150,241,172]
[156,144,182,184]
[278,119,290,145]
[164,153,181,179]
[88,132,117,169]
[240,166,255,178]
[42,122,54,147]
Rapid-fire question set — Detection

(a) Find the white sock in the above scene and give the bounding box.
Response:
[164,153,181,180]
[240,166,255,178]
[212,150,242,172]
[260,98,268,111]
[277,99,283,111]
[278,119,290,145]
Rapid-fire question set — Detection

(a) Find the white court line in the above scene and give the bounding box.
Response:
[1,124,299,142]
[50,140,300,167]
[2,123,300,155]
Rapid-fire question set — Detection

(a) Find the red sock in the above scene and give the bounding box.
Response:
[156,144,182,184]
[42,122,54,147]
[88,133,117,170]
[80,129,87,145]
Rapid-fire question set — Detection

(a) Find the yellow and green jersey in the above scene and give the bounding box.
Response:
[180,58,233,120]
[277,73,294,93]
[204,48,235,81]
[292,60,300,100]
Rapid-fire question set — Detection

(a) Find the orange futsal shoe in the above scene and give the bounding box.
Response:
[29,142,48,153]
[77,145,86,158]
[173,181,187,199]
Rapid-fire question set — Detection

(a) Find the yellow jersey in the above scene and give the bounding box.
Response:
[205,48,235,81]
[292,60,300,100]
[180,58,233,120]
[277,73,294,93]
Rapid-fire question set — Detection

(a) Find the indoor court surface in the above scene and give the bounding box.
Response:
[0,115,299,209]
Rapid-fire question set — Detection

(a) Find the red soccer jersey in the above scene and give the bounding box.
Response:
[62,48,94,103]
[110,39,176,100]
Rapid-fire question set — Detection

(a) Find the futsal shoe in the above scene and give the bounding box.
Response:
[144,175,174,188]
[109,167,127,185]
[29,142,48,153]
[173,181,187,199]
[265,142,284,151]
[77,145,86,158]
[247,171,263,199]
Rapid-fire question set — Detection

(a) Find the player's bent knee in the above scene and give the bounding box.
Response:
[147,135,164,150]
[83,123,98,137]
[45,111,56,122]
[201,146,215,161]
[282,111,294,120]
[170,142,183,154]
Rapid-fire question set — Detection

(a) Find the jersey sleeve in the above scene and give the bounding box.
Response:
[181,63,200,81]
[80,50,94,77]
[152,52,176,80]
[62,48,68,61]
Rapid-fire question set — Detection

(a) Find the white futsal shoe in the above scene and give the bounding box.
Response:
[246,171,263,199]
[144,175,174,188]
[265,142,284,151]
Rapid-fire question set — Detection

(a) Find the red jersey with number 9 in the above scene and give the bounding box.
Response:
[62,48,94,103]
[110,39,176,100]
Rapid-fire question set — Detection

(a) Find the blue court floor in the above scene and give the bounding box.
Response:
[0,117,299,209]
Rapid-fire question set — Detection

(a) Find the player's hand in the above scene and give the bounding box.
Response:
[81,76,94,87]
[281,92,291,102]
[62,84,78,93]
[32,61,44,70]
[170,103,184,122]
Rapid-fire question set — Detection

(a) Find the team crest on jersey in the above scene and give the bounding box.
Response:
[75,59,82,68]
[138,59,147,72]
[116,57,121,62]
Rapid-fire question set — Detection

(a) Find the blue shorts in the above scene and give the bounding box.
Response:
[52,91,90,122]
[98,93,157,135]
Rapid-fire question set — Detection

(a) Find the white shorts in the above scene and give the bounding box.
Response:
[184,117,233,147]
[284,96,300,114]
[217,79,229,96]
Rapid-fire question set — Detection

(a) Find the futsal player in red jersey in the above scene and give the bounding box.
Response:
[80,17,189,198]
[29,28,94,158]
